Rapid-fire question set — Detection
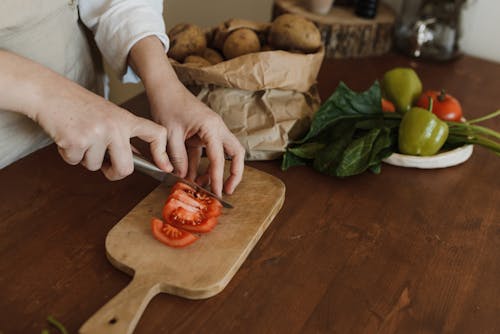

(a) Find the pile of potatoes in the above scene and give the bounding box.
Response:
[167,14,322,67]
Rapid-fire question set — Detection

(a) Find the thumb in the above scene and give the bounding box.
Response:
[131,118,173,172]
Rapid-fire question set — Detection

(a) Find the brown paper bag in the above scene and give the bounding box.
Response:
[171,19,324,160]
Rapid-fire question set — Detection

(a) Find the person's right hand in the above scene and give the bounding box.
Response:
[0,50,171,180]
[37,95,172,180]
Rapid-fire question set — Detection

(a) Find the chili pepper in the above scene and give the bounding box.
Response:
[382,67,423,114]
[398,98,449,156]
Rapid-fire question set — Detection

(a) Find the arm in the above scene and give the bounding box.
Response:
[79,0,244,195]
[0,50,171,179]
[128,36,245,196]
[79,0,168,80]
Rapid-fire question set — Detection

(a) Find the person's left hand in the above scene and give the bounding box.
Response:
[148,84,245,197]
[129,36,245,197]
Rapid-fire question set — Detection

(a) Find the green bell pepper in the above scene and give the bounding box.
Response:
[382,67,423,114]
[399,105,449,156]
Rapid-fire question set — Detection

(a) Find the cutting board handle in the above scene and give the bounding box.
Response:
[79,274,159,334]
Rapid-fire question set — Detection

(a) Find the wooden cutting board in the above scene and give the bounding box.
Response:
[79,164,285,334]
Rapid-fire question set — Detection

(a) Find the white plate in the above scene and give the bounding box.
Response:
[383,145,474,169]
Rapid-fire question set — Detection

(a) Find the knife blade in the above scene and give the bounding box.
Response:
[132,154,233,209]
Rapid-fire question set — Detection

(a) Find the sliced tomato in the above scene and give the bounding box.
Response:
[205,200,222,218]
[159,182,223,234]
[169,189,206,211]
[172,182,196,194]
[163,198,203,223]
[151,217,198,248]
[170,182,222,218]
[171,216,218,234]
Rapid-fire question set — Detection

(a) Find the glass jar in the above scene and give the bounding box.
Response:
[394,0,466,61]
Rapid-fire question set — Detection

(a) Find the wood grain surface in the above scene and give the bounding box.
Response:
[80,164,285,334]
[1,53,499,334]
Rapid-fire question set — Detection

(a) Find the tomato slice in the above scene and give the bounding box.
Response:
[170,182,222,218]
[163,198,203,222]
[171,216,218,234]
[158,182,223,235]
[172,182,197,194]
[170,189,206,211]
[205,200,222,218]
[151,217,198,248]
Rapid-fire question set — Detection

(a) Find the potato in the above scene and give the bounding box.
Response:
[268,14,322,53]
[203,48,224,64]
[261,44,274,52]
[167,23,207,62]
[223,28,261,59]
[212,19,266,51]
[183,55,212,67]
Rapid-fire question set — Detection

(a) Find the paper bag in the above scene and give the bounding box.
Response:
[171,19,324,160]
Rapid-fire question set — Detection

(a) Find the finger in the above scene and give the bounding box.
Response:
[223,137,245,194]
[81,143,107,171]
[131,118,172,172]
[195,173,210,187]
[205,139,225,197]
[187,145,203,181]
[166,129,189,178]
[57,145,85,166]
[101,140,134,181]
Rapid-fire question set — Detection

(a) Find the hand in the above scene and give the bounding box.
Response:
[36,92,172,180]
[129,36,245,196]
[149,86,245,196]
[0,50,171,179]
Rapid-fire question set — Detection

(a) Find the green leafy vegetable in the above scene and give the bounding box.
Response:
[283,81,400,177]
[283,81,500,178]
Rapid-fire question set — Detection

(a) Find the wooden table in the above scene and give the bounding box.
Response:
[1,53,499,333]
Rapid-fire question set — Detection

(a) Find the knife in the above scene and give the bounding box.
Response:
[132,153,233,209]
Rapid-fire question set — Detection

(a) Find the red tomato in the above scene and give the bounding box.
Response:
[163,197,204,225]
[152,182,223,247]
[381,98,396,113]
[151,217,198,248]
[164,201,218,233]
[171,216,218,234]
[416,90,463,121]
[205,200,222,218]
[170,182,223,218]
[170,189,205,211]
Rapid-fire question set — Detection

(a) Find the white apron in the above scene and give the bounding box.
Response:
[0,0,103,168]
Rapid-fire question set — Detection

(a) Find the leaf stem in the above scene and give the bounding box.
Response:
[449,123,500,140]
[466,110,500,124]
[47,316,68,334]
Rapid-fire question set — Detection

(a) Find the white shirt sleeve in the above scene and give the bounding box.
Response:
[79,0,169,83]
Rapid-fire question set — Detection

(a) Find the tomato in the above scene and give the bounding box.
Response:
[151,217,198,248]
[381,98,396,113]
[152,182,223,247]
[416,90,463,122]
[163,197,204,224]
[163,199,218,234]
[170,182,222,218]
[170,189,205,211]
[205,200,222,218]
[171,216,218,234]
[162,194,221,234]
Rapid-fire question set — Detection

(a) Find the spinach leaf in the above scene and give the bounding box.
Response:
[282,81,400,177]
[298,81,383,143]
[335,127,393,177]
[289,142,326,159]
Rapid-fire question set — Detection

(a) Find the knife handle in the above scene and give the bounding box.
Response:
[132,154,163,173]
